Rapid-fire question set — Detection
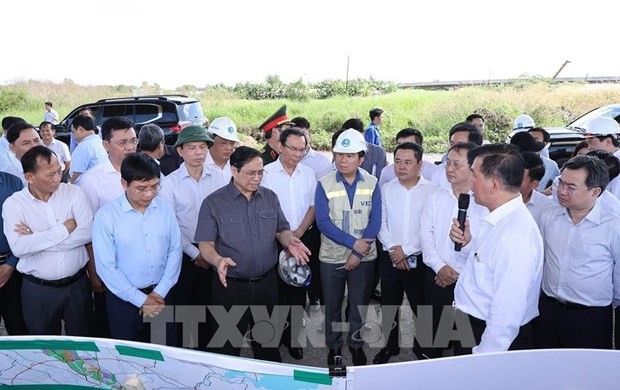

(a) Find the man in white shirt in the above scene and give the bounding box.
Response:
[450,144,543,354]
[160,126,222,350]
[205,117,238,186]
[0,117,25,178]
[431,123,483,189]
[3,122,43,184]
[70,115,108,183]
[520,152,553,223]
[43,102,59,124]
[535,155,620,349]
[39,121,71,182]
[3,146,93,335]
[262,128,317,360]
[375,142,437,364]
[291,116,330,309]
[77,116,139,337]
[379,128,437,187]
[420,142,487,359]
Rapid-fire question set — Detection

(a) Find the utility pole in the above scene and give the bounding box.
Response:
[552,60,571,80]
[345,54,350,93]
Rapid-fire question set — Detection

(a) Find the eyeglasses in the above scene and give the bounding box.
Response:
[282,143,307,155]
[133,183,161,194]
[109,138,138,147]
[557,179,590,195]
[237,169,265,178]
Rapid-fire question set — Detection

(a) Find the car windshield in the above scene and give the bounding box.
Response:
[569,106,620,130]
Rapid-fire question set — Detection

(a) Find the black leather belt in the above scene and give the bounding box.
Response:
[228,269,272,284]
[23,266,87,288]
[139,284,157,295]
[544,293,591,310]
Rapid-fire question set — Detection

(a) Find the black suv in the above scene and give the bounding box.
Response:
[52,95,207,146]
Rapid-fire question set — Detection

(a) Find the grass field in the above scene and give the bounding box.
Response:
[2,80,620,153]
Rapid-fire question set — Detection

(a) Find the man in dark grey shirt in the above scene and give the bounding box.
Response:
[195,146,310,362]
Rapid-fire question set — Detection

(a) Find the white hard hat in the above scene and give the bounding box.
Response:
[332,129,367,153]
[513,114,535,131]
[585,117,620,137]
[208,116,239,142]
[277,250,312,287]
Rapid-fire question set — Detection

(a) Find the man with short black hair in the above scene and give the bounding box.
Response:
[365,108,384,146]
[466,113,484,132]
[450,144,543,354]
[40,121,71,182]
[528,127,551,159]
[3,146,93,335]
[0,116,26,179]
[3,122,43,184]
[379,128,437,186]
[196,146,310,362]
[293,117,331,180]
[535,155,620,349]
[138,123,183,175]
[93,152,182,344]
[431,123,483,188]
[342,118,387,179]
[70,115,107,183]
[43,102,59,124]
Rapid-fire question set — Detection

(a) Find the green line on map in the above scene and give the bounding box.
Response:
[116,345,164,361]
[0,340,99,352]
[294,370,333,385]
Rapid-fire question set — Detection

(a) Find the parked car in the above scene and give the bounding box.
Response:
[509,104,620,167]
[52,95,207,146]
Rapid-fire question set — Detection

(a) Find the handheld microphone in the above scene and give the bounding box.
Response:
[454,193,470,252]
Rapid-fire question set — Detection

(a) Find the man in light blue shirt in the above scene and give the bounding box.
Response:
[70,115,107,183]
[93,152,182,344]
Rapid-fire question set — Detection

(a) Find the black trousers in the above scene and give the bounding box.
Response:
[533,293,612,349]
[21,272,92,336]
[209,267,281,362]
[106,289,177,346]
[455,315,534,355]
[304,226,323,304]
[92,291,111,338]
[169,254,214,350]
[421,268,456,358]
[378,250,426,356]
[0,270,27,335]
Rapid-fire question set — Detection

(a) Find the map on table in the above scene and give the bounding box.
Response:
[0,336,334,389]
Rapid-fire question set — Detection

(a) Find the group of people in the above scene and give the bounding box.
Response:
[0,103,618,369]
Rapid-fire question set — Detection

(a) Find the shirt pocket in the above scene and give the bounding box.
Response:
[258,210,278,240]
[219,213,247,242]
[472,254,486,286]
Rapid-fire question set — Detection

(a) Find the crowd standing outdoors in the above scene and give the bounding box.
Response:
[0,102,618,368]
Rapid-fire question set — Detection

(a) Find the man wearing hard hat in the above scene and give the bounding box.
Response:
[584,117,620,159]
[206,117,239,186]
[258,105,294,166]
[315,129,381,367]
[513,114,535,133]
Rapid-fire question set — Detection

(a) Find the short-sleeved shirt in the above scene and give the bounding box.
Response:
[194,182,290,279]
[44,139,71,171]
[70,134,108,179]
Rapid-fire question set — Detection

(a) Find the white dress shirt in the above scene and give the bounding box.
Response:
[262,158,317,231]
[2,183,93,280]
[205,151,232,187]
[44,139,71,171]
[300,148,331,177]
[525,189,553,224]
[379,160,437,188]
[76,158,124,212]
[378,176,437,255]
[606,176,620,200]
[160,162,224,259]
[539,201,620,307]
[0,137,22,179]
[420,187,488,274]
[454,196,543,354]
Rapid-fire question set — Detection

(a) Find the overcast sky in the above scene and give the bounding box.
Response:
[1,0,619,89]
